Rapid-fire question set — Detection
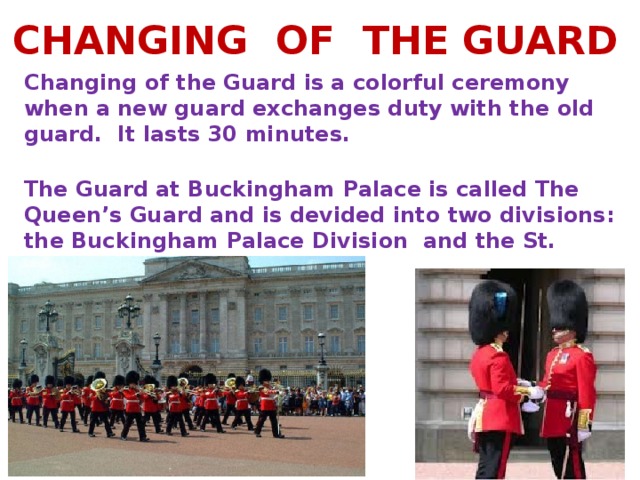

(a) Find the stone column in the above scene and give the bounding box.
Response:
[199,291,208,355]
[219,289,229,354]
[234,288,247,357]
[158,294,169,355]
[179,294,187,354]
[142,294,153,360]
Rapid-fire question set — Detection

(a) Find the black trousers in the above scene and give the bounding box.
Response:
[166,412,187,435]
[109,409,126,427]
[200,409,224,432]
[144,411,164,433]
[26,405,41,424]
[255,410,280,437]
[547,437,586,479]
[222,404,236,424]
[475,431,512,479]
[121,412,147,440]
[10,406,24,423]
[43,407,59,428]
[59,410,78,431]
[88,411,113,436]
[232,409,254,430]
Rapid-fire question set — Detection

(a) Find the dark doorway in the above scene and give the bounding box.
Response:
[484,269,560,447]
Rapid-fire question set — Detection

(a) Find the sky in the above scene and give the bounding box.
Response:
[8,256,365,286]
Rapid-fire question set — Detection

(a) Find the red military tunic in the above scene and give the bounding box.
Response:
[167,390,183,413]
[538,341,597,437]
[59,388,76,413]
[109,388,125,412]
[469,343,524,435]
[258,387,278,412]
[90,390,109,413]
[235,389,250,411]
[122,388,142,414]
[26,386,41,407]
[42,388,59,410]
[10,389,25,408]
[202,388,221,411]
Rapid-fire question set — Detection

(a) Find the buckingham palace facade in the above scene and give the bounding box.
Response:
[8,256,366,382]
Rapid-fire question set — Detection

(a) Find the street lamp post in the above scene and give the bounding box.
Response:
[151,332,163,381]
[317,332,328,391]
[39,300,58,332]
[117,294,141,330]
[19,338,28,384]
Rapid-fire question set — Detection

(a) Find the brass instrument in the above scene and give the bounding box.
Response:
[29,385,44,396]
[143,383,158,399]
[177,377,197,395]
[53,386,63,400]
[225,377,236,390]
[91,378,110,401]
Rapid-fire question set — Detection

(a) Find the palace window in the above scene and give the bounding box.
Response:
[20,320,28,333]
[75,343,83,358]
[254,307,263,324]
[253,337,263,354]
[171,338,180,354]
[330,335,340,354]
[94,315,102,329]
[171,309,180,324]
[93,342,102,358]
[278,305,288,322]
[190,338,199,354]
[278,336,288,354]
[191,309,200,325]
[211,308,220,324]
[304,336,315,354]
[115,315,122,328]
[74,317,83,331]
[329,304,340,320]
[357,335,365,354]
[356,303,365,320]
[303,304,314,321]
[211,337,220,353]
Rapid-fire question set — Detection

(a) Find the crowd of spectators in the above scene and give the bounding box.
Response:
[279,385,365,417]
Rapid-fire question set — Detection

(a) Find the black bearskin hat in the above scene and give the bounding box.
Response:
[235,376,246,388]
[166,375,178,388]
[143,375,156,386]
[85,375,94,387]
[204,373,217,385]
[469,280,518,346]
[227,372,236,379]
[258,368,272,383]
[57,378,64,388]
[29,374,39,385]
[45,375,55,386]
[125,371,140,385]
[64,376,75,386]
[113,375,126,387]
[13,379,23,389]
[94,371,106,380]
[547,279,588,343]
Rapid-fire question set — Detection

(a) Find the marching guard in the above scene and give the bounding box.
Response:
[9,379,25,424]
[538,280,597,479]
[231,376,254,431]
[254,368,285,439]
[200,373,225,433]
[142,375,164,434]
[120,370,149,442]
[41,375,60,429]
[87,371,115,438]
[58,376,81,433]
[109,375,126,428]
[467,280,543,479]
[165,375,189,437]
[25,374,42,426]
[81,375,93,426]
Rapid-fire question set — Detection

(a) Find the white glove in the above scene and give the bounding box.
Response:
[528,386,545,400]
[578,430,591,442]
[521,400,540,413]
[517,378,532,387]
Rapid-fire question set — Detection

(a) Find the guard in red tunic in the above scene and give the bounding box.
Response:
[81,375,93,426]
[468,280,543,479]
[200,373,225,433]
[25,374,42,426]
[165,375,188,436]
[120,371,149,442]
[41,375,60,429]
[87,371,115,438]
[254,368,285,439]
[9,379,25,424]
[58,376,81,433]
[231,376,254,431]
[109,375,126,428]
[538,280,597,479]
[141,375,164,434]
[222,373,237,425]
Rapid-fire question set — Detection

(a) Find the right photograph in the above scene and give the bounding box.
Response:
[415,269,625,479]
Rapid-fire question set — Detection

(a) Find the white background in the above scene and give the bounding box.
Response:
[2,1,636,478]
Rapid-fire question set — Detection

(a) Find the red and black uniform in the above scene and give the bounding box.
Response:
[88,390,115,437]
[25,384,42,426]
[9,388,25,423]
[254,386,283,438]
[222,388,237,425]
[109,387,126,427]
[142,390,164,433]
[538,341,597,479]
[180,390,195,430]
[192,389,205,426]
[81,384,93,425]
[469,343,525,479]
[232,388,254,431]
[58,387,80,432]
[120,387,148,441]
[41,387,60,428]
[200,387,225,433]
[166,389,188,436]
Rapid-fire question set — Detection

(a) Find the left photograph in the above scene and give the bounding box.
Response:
[8,256,366,476]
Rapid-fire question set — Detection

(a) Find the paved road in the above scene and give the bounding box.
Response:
[8,415,365,476]
[416,462,625,479]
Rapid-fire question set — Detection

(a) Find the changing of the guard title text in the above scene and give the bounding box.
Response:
[21,179,614,252]
[23,72,595,146]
